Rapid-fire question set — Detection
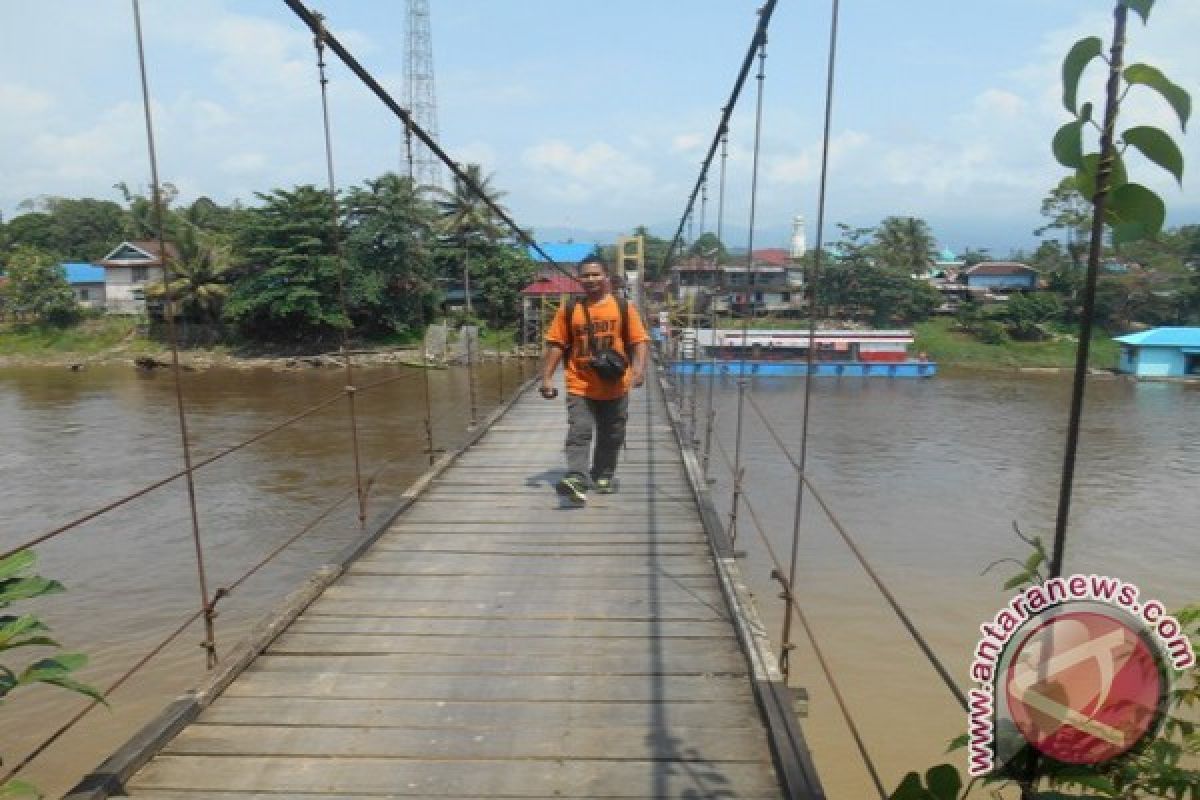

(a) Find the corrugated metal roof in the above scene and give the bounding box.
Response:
[1113,327,1200,347]
[64,263,105,283]
[520,274,584,296]
[527,242,595,264]
[965,261,1038,276]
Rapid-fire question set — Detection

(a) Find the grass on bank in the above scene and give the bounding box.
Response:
[0,315,158,356]
[914,317,1120,370]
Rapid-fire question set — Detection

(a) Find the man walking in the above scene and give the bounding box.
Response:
[539,257,649,503]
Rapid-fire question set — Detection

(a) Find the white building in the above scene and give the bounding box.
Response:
[98,240,175,314]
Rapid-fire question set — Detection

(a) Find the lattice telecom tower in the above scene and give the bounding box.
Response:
[405,0,442,189]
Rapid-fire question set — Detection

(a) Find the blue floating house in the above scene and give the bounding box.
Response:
[1114,327,1200,378]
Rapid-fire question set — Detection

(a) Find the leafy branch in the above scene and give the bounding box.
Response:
[1,550,105,799]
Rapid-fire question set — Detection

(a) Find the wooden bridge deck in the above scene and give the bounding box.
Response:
[81,378,816,799]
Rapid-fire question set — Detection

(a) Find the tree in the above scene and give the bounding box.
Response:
[1033,176,1091,270]
[2,213,60,257]
[15,196,127,261]
[224,185,349,341]
[113,181,180,241]
[0,246,79,326]
[471,245,536,328]
[633,226,673,280]
[686,232,728,263]
[144,225,233,323]
[433,164,507,316]
[343,173,439,336]
[1003,292,1064,339]
[874,216,937,273]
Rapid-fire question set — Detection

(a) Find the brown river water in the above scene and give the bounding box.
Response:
[1,361,1196,797]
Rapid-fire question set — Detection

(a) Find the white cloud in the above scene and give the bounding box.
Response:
[670,132,705,154]
[520,140,654,205]
[220,152,266,175]
[0,83,54,116]
[768,130,870,185]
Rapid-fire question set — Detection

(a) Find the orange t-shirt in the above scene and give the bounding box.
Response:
[546,295,649,400]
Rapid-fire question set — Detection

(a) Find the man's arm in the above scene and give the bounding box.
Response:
[540,344,565,398]
[628,341,648,388]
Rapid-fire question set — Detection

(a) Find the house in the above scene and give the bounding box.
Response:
[1114,327,1200,378]
[668,254,805,316]
[518,273,584,344]
[98,240,178,314]
[964,262,1039,293]
[64,263,106,310]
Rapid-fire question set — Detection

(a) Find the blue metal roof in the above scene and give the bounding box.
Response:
[527,242,596,264]
[64,263,105,283]
[1113,327,1200,348]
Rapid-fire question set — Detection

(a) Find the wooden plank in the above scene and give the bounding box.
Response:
[251,651,748,676]
[286,616,737,639]
[222,673,757,704]
[266,633,742,658]
[304,598,730,622]
[129,755,781,797]
[199,695,766,729]
[162,723,771,762]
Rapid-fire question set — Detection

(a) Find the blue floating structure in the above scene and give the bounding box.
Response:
[1114,327,1200,378]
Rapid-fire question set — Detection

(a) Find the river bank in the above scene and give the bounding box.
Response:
[0,317,533,371]
[2,315,1123,372]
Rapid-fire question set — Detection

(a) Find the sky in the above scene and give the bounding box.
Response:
[1,0,1197,257]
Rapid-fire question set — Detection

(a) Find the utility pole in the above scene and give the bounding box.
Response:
[405,0,442,190]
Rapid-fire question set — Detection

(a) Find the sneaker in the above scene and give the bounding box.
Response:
[594,477,615,494]
[555,473,588,504]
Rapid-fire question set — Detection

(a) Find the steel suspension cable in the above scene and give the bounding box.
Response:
[710,432,886,798]
[312,17,368,530]
[701,132,730,479]
[282,0,570,283]
[728,42,768,545]
[3,480,362,784]
[781,0,840,682]
[661,0,778,275]
[743,392,969,711]
[130,0,219,669]
[405,121,439,465]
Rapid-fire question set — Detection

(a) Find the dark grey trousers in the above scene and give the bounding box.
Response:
[565,393,629,481]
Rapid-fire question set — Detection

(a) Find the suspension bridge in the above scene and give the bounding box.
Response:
[4,0,1142,797]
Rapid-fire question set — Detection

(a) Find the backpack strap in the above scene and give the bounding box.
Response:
[562,297,577,352]
[562,295,628,352]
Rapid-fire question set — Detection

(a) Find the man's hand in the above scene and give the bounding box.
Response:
[539,384,559,399]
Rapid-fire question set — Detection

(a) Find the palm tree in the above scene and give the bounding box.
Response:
[144,225,232,324]
[875,216,937,273]
[432,164,507,316]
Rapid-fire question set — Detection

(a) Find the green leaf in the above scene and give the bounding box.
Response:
[1121,0,1154,24]
[1122,125,1185,185]
[1125,63,1192,132]
[925,764,963,800]
[1062,37,1103,114]
[890,772,934,800]
[1003,572,1032,590]
[42,675,108,705]
[1107,182,1165,243]
[1076,152,1128,199]
[1024,549,1045,574]
[1080,101,1094,123]
[0,577,65,605]
[1052,120,1086,169]
[17,653,86,683]
[0,615,49,645]
[946,733,970,752]
[0,551,35,582]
